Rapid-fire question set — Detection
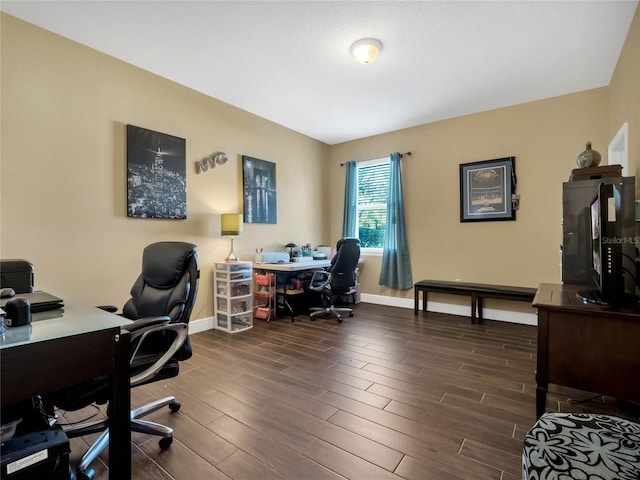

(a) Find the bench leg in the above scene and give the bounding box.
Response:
[477,297,483,322]
[414,288,428,315]
[470,293,477,324]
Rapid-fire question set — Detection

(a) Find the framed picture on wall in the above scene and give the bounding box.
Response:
[126,124,187,219]
[242,155,277,224]
[459,157,516,222]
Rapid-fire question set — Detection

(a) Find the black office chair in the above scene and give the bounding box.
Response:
[308,238,360,323]
[47,241,199,480]
[0,259,35,293]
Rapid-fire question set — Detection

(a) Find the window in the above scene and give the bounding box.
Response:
[356,157,389,251]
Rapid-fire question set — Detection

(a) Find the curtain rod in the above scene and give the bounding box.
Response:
[340,151,411,167]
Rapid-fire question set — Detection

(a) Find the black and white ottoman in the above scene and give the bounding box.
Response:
[523,413,640,479]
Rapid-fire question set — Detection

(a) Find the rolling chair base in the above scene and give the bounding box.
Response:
[66,396,180,480]
[309,306,354,323]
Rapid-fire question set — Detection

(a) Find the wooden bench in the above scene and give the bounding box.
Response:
[414,280,537,324]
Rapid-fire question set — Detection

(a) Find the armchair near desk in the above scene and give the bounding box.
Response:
[46,242,199,480]
[308,238,360,323]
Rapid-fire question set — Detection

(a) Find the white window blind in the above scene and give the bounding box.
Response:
[357,158,389,249]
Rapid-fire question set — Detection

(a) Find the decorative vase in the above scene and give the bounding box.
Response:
[576,142,601,168]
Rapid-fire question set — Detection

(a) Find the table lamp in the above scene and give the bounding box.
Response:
[285,242,297,260]
[221,213,243,262]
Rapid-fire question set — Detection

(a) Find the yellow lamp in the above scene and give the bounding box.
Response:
[221,213,243,262]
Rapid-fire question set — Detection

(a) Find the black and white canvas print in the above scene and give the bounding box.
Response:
[127,124,187,219]
[242,155,277,224]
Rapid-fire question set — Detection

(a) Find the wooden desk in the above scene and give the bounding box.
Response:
[533,283,640,419]
[0,301,132,479]
[254,260,332,321]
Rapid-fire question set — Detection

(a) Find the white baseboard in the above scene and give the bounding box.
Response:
[361,293,538,326]
[188,295,537,333]
[189,316,215,334]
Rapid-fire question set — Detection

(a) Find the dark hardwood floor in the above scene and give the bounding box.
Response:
[64,303,634,479]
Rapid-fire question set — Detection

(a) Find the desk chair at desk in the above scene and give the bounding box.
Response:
[308,238,360,323]
[46,242,199,480]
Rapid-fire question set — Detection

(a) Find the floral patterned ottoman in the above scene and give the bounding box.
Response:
[523,412,640,479]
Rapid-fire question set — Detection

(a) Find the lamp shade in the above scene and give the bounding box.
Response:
[350,38,382,64]
[221,213,243,237]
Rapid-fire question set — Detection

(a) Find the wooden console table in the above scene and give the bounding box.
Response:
[533,283,640,419]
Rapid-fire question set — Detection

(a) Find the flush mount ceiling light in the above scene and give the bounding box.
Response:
[350,38,382,64]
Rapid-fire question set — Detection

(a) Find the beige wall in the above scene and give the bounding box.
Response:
[609,2,640,178]
[2,6,638,321]
[331,4,639,305]
[0,14,329,319]
[329,90,609,303]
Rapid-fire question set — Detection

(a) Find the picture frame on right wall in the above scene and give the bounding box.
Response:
[242,155,277,224]
[459,156,516,222]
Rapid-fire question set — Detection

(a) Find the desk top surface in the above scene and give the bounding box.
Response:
[254,259,332,271]
[1,300,132,349]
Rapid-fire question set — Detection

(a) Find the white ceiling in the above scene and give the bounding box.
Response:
[2,1,638,145]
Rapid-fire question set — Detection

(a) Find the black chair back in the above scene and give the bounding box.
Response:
[122,242,199,360]
[329,238,360,293]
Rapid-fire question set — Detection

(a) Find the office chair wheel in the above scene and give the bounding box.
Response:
[169,400,181,412]
[349,312,354,317]
[337,317,343,324]
[76,467,95,480]
[159,435,173,450]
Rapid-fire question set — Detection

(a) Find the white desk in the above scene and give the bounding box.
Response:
[253,260,331,271]
[253,260,331,321]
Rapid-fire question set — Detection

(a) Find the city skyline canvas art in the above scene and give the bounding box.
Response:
[242,155,277,224]
[127,125,187,219]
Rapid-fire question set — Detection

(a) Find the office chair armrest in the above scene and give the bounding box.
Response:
[308,270,332,292]
[127,316,173,354]
[129,316,172,331]
[130,322,189,387]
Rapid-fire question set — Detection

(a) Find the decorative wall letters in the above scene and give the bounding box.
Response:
[195,152,228,174]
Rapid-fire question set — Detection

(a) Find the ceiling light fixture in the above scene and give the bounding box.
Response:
[350,38,382,64]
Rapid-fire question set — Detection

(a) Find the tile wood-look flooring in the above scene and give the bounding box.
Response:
[63,303,633,479]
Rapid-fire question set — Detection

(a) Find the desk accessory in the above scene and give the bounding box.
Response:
[0,291,64,313]
[285,242,297,260]
[4,298,31,327]
[255,252,289,264]
[316,246,334,259]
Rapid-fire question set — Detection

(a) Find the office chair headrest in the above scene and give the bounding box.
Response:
[336,238,360,250]
[142,242,198,289]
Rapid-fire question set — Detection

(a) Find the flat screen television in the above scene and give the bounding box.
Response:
[580,181,637,306]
